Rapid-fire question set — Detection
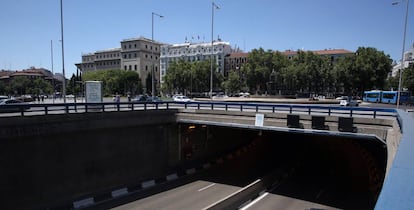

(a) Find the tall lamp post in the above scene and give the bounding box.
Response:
[210,1,220,98]
[394,0,410,109]
[152,12,163,97]
[60,0,66,103]
[50,40,55,104]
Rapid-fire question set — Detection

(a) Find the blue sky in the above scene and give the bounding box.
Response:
[1,0,413,78]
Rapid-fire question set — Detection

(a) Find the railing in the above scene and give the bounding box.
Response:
[0,101,397,118]
[0,101,397,119]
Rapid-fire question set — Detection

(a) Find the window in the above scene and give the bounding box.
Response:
[124,65,127,70]
[129,65,131,70]
[129,44,131,49]
[145,45,148,49]
[134,65,137,70]
[134,53,137,58]
[134,44,137,48]
[145,65,148,71]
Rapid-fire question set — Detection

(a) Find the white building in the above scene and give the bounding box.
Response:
[392,44,414,77]
[160,41,232,84]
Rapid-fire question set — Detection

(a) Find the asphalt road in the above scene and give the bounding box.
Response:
[109,132,358,210]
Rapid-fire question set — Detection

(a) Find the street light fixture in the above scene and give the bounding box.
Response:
[210,1,220,98]
[393,0,410,108]
[152,12,163,97]
[60,0,66,103]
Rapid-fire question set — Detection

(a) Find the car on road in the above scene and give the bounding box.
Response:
[0,99,28,112]
[0,95,8,101]
[340,98,359,106]
[131,95,162,102]
[173,95,191,102]
[146,96,163,102]
[131,95,148,102]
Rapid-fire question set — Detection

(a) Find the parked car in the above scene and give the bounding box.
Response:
[173,95,191,102]
[0,99,28,112]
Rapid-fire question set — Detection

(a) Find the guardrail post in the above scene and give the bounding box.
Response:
[197,103,200,110]
[289,106,292,114]
[45,106,48,115]
[85,104,89,113]
[65,104,69,114]
[240,105,243,112]
[328,108,331,116]
[144,103,147,110]
[256,105,259,112]
[117,103,120,111]
[308,107,311,115]
[373,110,377,119]
[211,103,214,110]
[185,103,188,109]
[350,109,353,117]
[155,103,159,109]
[166,102,169,109]
[225,104,228,111]
[272,106,275,113]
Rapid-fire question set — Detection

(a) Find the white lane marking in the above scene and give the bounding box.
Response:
[202,179,261,210]
[239,192,269,210]
[198,183,216,192]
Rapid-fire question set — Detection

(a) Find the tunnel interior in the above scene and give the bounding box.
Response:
[181,123,387,209]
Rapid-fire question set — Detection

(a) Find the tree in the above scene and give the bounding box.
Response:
[222,71,241,95]
[403,66,414,92]
[11,77,30,95]
[82,69,142,96]
[163,59,221,95]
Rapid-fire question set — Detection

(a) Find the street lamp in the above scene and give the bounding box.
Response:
[60,0,66,103]
[50,40,55,103]
[152,12,163,97]
[393,0,410,108]
[210,1,220,98]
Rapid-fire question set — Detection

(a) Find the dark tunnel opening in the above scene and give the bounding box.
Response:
[181,123,387,209]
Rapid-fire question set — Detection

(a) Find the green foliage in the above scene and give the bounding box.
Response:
[163,46,393,96]
[82,69,141,96]
[223,71,242,95]
[0,76,53,96]
[244,47,392,96]
[163,59,222,95]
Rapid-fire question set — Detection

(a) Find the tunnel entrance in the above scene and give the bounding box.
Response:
[180,123,387,209]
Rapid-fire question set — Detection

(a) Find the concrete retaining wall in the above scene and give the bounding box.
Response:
[0,110,179,209]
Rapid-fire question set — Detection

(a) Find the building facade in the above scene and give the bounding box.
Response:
[392,44,414,77]
[76,37,162,93]
[282,49,354,62]
[160,41,232,84]
[224,52,248,77]
[79,48,121,72]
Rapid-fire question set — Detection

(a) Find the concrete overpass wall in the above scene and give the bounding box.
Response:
[0,110,180,209]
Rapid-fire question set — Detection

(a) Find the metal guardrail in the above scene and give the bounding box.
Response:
[0,101,397,119]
